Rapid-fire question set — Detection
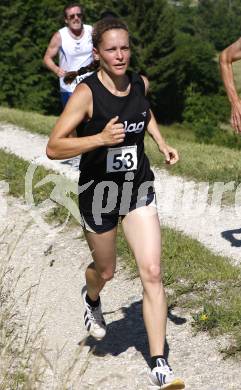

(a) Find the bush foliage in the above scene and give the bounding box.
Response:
[0,0,222,123]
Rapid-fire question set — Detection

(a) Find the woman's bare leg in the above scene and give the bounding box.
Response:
[122,205,167,356]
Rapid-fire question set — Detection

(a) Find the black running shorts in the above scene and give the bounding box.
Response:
[80,192,156,233]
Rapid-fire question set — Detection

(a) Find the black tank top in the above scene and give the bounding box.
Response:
[77,71,155,213]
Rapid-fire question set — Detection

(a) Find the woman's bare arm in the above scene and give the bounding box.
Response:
[46,83,125,159]
[147,110,179,165]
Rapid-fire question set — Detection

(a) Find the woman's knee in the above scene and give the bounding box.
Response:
[140,263,162,284]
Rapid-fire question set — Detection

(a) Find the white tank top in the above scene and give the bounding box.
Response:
[58,25,93,93]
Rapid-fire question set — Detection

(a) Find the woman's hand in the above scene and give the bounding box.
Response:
[159,143,179,165]
[146,110,179,165]
[99,116,125,146]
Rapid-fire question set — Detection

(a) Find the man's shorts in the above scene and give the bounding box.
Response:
[60,92,72,108]
[80,192,156,234]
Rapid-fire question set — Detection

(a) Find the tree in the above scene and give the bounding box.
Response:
[0,0,101,115]
[196,0,241,50]
[0,0,225,122]
[172,0,198,36]
[0,0,64,114]
[173,32,221,118]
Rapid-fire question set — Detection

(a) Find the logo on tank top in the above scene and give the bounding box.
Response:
[123,120,145,134]
[75,42,81,52]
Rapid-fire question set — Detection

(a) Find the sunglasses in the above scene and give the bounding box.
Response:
[67,13,83,20]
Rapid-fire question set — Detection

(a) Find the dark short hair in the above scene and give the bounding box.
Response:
[92,18,129,48]
[99,10,118,20]
[63,3,84,18]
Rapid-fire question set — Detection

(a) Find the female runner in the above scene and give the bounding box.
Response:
[47,17,185,390]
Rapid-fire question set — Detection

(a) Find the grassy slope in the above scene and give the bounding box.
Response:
[146,133,241,183]
[1,106,241,186]
[0,106,56,136]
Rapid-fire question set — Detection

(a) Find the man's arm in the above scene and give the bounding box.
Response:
[43,32,66,78]
[219,38,241,133]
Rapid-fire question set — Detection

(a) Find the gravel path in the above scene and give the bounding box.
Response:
[2,196,240,390]
[0,123,241,389]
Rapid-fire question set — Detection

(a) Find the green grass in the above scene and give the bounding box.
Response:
[146,134,241,206]
[0,149,76,226]
[0,106,57,135]
[145,134,241,183]
[158,122,196,143]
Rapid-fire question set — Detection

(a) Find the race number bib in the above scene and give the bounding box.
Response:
[106,145,137,173]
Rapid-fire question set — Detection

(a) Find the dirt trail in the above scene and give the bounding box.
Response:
[1,195,240,389]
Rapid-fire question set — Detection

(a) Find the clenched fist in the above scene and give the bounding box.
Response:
[99,116,125,146]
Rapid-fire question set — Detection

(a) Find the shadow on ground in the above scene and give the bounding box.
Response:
[221,228,241,247]
[78,300,186,366]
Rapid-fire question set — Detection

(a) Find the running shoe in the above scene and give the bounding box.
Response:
[149,358,185,389]
[81,286,106,340]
